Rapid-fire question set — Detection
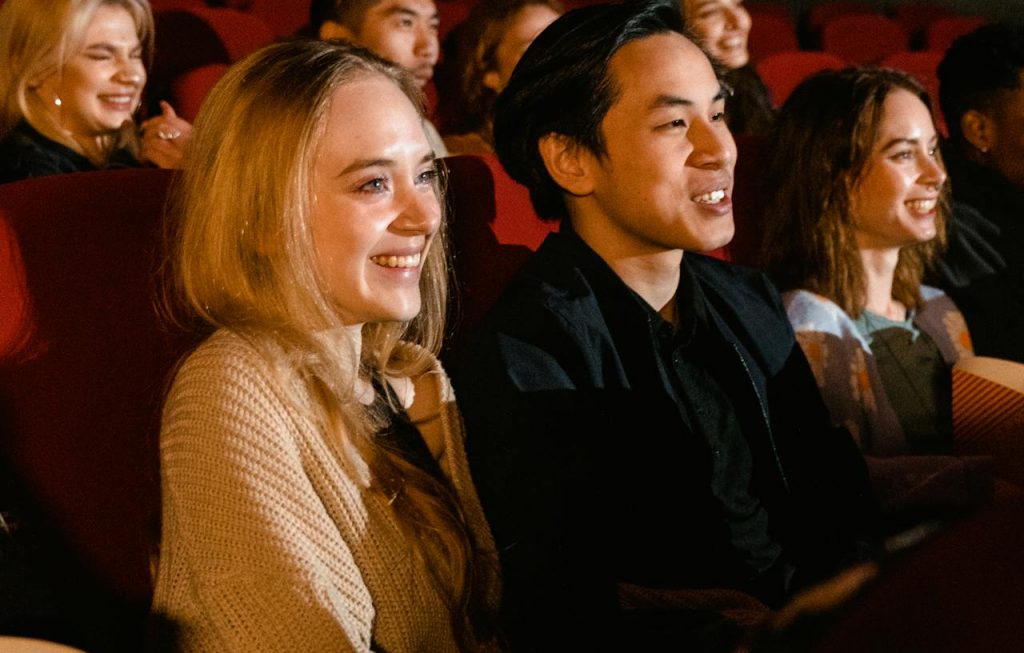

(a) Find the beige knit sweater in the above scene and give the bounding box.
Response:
[152,330,498,652]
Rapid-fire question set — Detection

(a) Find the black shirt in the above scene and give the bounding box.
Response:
[0,121,139,185]
[638,260,784,596]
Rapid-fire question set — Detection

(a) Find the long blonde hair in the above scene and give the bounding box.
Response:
[0,0,154,143]
[165,39,495,650]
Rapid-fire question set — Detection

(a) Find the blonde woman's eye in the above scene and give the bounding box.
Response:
[359,177,389,193]
[417,168,439,185]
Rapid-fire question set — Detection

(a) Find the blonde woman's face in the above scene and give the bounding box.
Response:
[309,75,441,327]
[851,90,946,251]
[682,0,751,69]
[36,5,145,137]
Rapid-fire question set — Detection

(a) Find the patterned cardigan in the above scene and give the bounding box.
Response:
[784,287,973,456]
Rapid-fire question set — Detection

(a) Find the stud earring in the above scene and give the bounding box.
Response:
[54,96,62,107]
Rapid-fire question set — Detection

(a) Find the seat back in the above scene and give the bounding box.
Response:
[925,15,987,53]
[169,62,229,122]
[441,154,558,360]
[822,14,908,65]
[0,168,184,647]
[756,51,849,107]
[747,12,799,64]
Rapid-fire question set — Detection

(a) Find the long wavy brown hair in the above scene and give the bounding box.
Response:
[760,67,950,316]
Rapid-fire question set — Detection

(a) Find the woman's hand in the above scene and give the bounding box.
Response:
[139,101,193,169]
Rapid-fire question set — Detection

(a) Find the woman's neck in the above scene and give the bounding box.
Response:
[858,246,905,320]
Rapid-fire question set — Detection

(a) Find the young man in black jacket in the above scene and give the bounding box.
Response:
[455,2,878,651]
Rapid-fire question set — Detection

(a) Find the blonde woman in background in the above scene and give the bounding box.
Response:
[0,0,190,183]
[152,39,500,652]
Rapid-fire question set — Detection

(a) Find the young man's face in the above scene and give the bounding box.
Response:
[353,0,440,88]
[574,32,736,255]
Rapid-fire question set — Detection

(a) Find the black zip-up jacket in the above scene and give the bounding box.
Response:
[456,229,877,652]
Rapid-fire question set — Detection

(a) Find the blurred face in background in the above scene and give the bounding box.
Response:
[682,0,751,69]
[482,3,560,93]
[320,0,440,88]
[35,4,145,139]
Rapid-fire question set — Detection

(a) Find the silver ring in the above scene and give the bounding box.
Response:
[157,128,181,140]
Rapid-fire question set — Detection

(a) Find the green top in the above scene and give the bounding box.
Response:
[853,310,953,454]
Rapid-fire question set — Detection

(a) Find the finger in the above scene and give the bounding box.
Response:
[160,100,179,120]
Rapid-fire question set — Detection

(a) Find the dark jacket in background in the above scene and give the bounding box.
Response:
[0,121,138,185]
[931,145,1024,364]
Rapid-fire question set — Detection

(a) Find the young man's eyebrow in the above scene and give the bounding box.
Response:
[648,85,729,110]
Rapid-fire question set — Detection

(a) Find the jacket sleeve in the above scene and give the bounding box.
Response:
[456,310,650,651]
[154,341,373,653]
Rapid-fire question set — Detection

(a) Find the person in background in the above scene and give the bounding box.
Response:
[681,0,774,136]
[932,23,1024,364]
[309,0,448,155]
[456,3,877,651]
[151,39,499,651]
[441,0,561,156]
[0,0,191,183]
[760,68,987,529]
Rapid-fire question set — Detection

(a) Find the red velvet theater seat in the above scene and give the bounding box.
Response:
[0,168,186,649]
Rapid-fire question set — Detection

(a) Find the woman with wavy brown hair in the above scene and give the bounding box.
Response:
[152,38,499,652]
[761,68,979,523]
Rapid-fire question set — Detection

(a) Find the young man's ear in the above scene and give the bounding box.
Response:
[319,19,357,42]
[961,109,996,154]
[538,133,596,197]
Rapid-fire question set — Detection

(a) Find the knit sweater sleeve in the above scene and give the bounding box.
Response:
[153,333,375,652]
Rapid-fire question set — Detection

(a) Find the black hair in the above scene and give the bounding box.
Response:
[492,0,688,220]
[308,0,379,34]
[938,23,1024,145]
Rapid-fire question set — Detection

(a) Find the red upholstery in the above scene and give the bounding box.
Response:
[726,133,766,268]
[441,154,558,358]
[245,0,313,38]
[892,2,955,48]
[169,62,229,122]
[185,6,275,62]
[0,169,185,635]
[747,13,799,64]
[822,14,907,65]
[801,0,874,47]
[925,15,987,53]
[880,50,946,133]
[436,0,474,43]
[151,9,230,90]
[756,51,848,107]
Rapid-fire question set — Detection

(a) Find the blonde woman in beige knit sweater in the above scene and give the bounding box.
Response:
[152,39,500,652]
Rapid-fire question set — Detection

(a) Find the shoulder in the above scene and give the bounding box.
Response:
[917,285,973,359]
[0,123,94,182]
[783,290,859,337]
[163,330,302,443]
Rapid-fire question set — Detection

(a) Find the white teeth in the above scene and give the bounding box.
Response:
[906,199,937,213]
[370,252,421,268]
[693,189,726,204]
